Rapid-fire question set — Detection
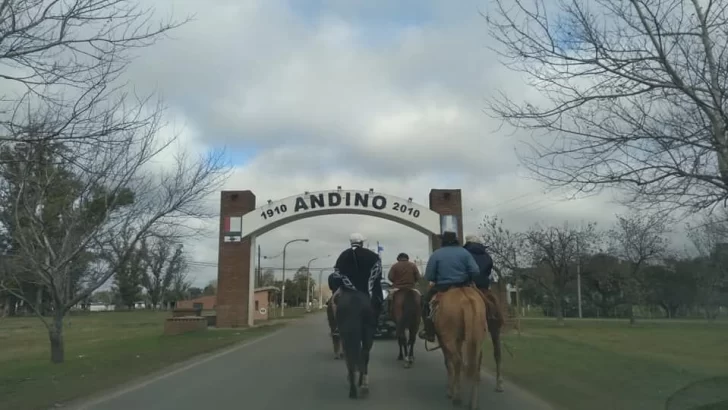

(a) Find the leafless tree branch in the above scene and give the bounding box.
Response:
[485,0,728,214]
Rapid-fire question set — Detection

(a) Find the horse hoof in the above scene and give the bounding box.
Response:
[403,361,412,369]
[359,385,369,397]
[495,386,504,393]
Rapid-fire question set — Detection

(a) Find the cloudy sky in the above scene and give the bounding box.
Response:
[125,0,659,287]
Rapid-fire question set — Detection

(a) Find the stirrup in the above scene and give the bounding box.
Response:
[418,330,435,343]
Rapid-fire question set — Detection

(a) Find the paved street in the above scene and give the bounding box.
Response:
[73,314,553,410]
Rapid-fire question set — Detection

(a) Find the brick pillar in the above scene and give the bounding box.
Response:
[428,189,463,252]
[217,190,256,328]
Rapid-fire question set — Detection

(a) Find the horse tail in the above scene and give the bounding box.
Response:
[461,288,484,381]
[401,288,419,327]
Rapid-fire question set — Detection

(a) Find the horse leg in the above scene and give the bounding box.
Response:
[342,337,359,399]
[405,323,417,368]
[441,345,455,399]
[488,318,504,393]
[359,315,375,396]
[332,334,343,360]
[396,323,405,361]
[468,347,484,410]
[451,347,463,407]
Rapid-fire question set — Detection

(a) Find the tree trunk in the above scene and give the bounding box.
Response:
[48,313,65,363]
[553,298,564,324]
[628,303,636,325]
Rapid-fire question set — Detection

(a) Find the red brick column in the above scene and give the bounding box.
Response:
[217,190,256,328]
[428,189,463,251]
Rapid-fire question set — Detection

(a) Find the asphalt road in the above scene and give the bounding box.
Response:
[73,314,553,410]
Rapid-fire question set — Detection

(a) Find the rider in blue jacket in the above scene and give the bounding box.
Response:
[418,231,480,342]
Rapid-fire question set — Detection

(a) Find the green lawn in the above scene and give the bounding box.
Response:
[483,318,728,410]
[0,311,286,410]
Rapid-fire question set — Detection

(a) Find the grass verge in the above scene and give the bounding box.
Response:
[483,318,728,410]
[0,311,285,410]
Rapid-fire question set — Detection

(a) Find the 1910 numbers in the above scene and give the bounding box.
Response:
[392,202,420,218]
[261,204,287,220]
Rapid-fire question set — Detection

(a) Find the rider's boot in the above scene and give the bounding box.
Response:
[418,301,436,342]
[418,317,436,342]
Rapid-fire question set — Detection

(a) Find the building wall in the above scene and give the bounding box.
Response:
[253,291,269,320]
[176,295,216,310]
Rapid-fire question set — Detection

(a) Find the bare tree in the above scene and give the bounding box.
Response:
[0,0,187,93]
[0,112,228,363]
[522,222,599,322]
[607,212,670,325]
[687,210,728,317]
[485,0,728,213]
[141,237,187,309]
[478,215,528,281]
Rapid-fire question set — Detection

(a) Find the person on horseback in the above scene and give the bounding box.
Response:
[329,233,385,327]
[464,234,506,326]
[386,252,421,302]
[418,230,480,342]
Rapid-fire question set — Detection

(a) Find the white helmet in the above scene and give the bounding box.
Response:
[349,232,365,246]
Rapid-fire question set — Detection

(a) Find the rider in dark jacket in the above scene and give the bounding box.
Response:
[463,235,494,289]
[463,234,505,326]
[330,233,384,318]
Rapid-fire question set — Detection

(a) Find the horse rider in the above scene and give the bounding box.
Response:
[418,230,481,343]
[463,234,505,325]
[328,233,385,328]
[386,252,422,303]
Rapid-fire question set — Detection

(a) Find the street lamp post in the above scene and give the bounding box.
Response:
[281,238,309,317]
[318,269,328,309]
[305,255,330,312]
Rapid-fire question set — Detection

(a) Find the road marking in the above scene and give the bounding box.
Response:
[73,327,287,409]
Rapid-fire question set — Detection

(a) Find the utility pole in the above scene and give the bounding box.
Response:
[257,244,261,287]
[577,223,583,319]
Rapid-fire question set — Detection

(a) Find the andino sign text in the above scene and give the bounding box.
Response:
[260,191,422,221]
[232,189,441,240]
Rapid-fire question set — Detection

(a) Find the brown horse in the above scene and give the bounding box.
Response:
[478,287,505,392]
[391,288,421,368]
[326,298,343,360]
[432,286,487,409]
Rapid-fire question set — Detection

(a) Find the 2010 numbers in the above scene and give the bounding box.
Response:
[261,204,288,220]
[391,202,420,218]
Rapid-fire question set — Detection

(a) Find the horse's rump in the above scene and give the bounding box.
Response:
[393,288,421,324]
[435,287,487,376]
[476,288,505,329]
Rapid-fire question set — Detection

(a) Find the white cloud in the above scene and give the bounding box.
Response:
[118,0,694,287]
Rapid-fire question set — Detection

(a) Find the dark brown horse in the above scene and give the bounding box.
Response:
[478,287,505,392]
[336,288,376,399]
[391,288,421,368]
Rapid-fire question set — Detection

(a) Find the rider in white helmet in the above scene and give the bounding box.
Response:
[328,233,384,333]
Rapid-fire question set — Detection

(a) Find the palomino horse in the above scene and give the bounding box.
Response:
[477,288,505,392]
[431,286,487,409]
[391,288,421,368]
[335,289,376,399]
[326,298,343,360]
